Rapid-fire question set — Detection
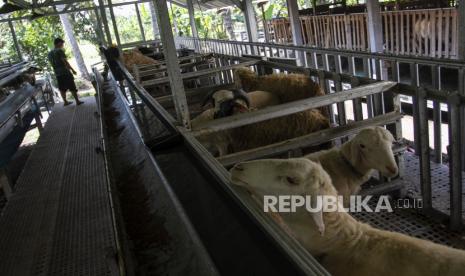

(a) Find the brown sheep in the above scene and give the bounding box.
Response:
[234,67,325,103]
[122,48,159,72]
[197,108,330,156]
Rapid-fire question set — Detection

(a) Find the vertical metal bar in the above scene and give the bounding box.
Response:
[187,0,200,52]
[417,87,432,210]
[458,68,465,171]
[431,66,442,163]
[447,93,462,230]
[107,0,121,47]
[135,3,146,42]
[334,55,346,126]
[98,0,112,45]
[372,58,384,116]
[350,77,364,121]
[8,20,22,61]
[410,63,420,154]
[93,7,106,45]
[154,0,190,128]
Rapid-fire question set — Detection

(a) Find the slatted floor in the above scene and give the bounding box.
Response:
[0,97,118,276]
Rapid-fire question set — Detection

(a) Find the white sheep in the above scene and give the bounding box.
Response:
[304,126,398,205]
[230,158,465,276]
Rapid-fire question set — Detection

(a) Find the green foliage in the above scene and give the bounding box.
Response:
[15,16,65,70]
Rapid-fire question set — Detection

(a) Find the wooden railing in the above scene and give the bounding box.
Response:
[267,8,458,58]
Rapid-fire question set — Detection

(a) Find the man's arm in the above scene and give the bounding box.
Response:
[59,49,77,74]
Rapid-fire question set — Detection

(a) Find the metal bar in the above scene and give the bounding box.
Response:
[417,87,432,210]
[154,0,190,128]
[142,60,259,86]
[242,0,258,44]
[447,92,462,230]
[107,0,121,47]
[410,63,420,154]
[178,37,465,69]
[431,66,442,163]
[192,81,397,136]
[218,111,402,167]
[93,6,106,45]
[98,0,112,45]
[8,20,22,61]
[186,0,200,52]
[135,3,146,42]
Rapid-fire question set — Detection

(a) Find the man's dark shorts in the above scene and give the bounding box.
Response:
[56,73,77,92]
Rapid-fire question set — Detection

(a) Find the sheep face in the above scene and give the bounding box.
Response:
[230,158,332,198]
[230,158,335,234]
[344,127,398,177]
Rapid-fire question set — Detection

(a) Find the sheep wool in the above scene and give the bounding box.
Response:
[230,158,465,276]
[304,127,398,205]
[234,67,325,103]
[122,48,159,72]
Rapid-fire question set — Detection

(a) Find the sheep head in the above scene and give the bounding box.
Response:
[202,89,251,118]
[341,127,398,178]
[230,158,338,235]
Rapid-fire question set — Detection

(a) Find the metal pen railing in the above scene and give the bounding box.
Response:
[176,36,465,230]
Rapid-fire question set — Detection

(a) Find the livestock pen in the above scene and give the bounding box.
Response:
[97,39,465,275]
[2,0,465,275]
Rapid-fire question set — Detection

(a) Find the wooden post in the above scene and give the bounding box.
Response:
[312,0,317,15]
[154,0,190,128]
[242,0,258,43]
[187,0,200,52]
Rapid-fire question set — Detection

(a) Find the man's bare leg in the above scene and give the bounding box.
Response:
[71,90,84,105]
[60,89,72,106]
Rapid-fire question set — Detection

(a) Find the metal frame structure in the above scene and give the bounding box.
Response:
[177,35,465,230]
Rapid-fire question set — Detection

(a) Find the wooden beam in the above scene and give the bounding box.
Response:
[192,81,397,136]
[154,0,190,128]
[218,111,402,166]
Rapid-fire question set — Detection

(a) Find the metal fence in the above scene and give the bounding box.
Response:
[267,8,459,58]
[176,36,465,230]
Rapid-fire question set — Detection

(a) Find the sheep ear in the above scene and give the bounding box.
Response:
[311,210,325,236]
[341,139,358,165]
[232,89,250,107]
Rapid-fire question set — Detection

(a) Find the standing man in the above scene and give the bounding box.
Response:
[48,38,83,106]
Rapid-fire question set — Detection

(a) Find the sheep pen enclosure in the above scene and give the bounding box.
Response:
[104,45,465,270]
